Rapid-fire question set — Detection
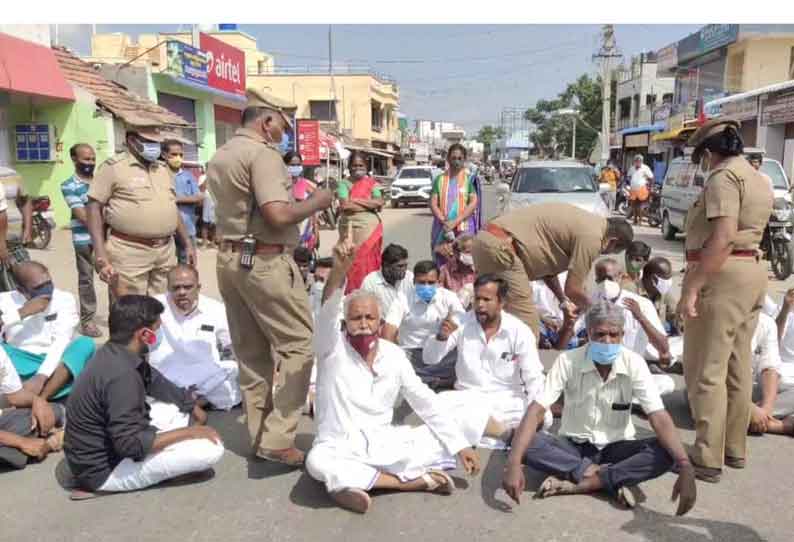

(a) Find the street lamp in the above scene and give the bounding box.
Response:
[555,108,579,160]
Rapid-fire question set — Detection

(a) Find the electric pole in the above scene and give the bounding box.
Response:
[593,25,622,165]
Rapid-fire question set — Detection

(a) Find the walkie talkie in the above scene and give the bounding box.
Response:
[240,235,256,269]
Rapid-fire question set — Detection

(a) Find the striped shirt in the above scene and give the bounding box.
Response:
[60,174,92,246]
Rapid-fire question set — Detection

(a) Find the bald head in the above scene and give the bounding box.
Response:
[595,258,620,283]
[12,261,53,299]
[167,264,199,285]
[167,265,201,314]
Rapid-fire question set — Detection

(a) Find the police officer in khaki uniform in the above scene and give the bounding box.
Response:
[471,202,634,336]
[86,126,196,296]
[677,119,773,483]
[208,89,332,466]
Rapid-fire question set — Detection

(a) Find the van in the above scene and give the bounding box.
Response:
[659,155,789,240]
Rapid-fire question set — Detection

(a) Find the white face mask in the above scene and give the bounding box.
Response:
[593,279,622,304]
[653,276,673,296]
[459,253,474,267]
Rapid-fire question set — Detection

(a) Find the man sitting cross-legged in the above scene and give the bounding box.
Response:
[502,300,697,515]
[306,237,491,514]
[423,274,551,448]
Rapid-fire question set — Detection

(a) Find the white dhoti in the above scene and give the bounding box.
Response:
[202,360,242,411]
[98,399,225,493]
[306,425,462,494]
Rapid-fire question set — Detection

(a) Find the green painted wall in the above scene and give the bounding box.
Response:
[9,95,112,227]
[151,75,216,164]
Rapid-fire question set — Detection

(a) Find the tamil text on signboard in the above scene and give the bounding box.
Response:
[297,120,321,166]
[199,33,246,97]
[761,92,794,126]
[166,41,209,87]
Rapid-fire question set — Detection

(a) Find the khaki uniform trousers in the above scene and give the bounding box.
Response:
[683,257,766,470]
[216,249,313,452]
[471,230,540,336]
[106,235,176,296]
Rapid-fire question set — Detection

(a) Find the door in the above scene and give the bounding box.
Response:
[678,163,705,231]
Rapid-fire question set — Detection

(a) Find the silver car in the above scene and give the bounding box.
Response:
[495,160,609,217]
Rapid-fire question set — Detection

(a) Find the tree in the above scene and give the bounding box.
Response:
[475,125,505,159]
[524,74,602,160]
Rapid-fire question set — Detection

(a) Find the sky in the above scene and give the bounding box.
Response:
[55,24,704,135]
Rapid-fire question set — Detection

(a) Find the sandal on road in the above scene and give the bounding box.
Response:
[422,470,455,495]
[535,476,578,499]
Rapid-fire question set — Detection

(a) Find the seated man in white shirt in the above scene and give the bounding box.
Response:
[502,300,697,514]
[0,348,65,470]
[306,238,485,514]
[534,271,587,350]
[423,274,551,448]
[748,312,794,436]
[149,265,241,411]
[382,260,465,388]
[360,243,414,317]
[0,262,95,400]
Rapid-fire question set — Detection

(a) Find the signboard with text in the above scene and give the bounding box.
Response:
[297,120,321,166]
[678,24,739,63]
[199,33,246,97]
[656,43,678,74]
[165,41,209,87]
[761,92,794,126]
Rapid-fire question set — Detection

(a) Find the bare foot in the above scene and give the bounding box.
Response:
[331,488,371,513]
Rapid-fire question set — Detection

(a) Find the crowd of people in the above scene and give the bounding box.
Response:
[0,90,789,523]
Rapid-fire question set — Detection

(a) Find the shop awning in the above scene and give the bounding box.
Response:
[153,73,246,105]
[0,33,74,102]
[345,144,395,158]
[706,79,794,111]
[652,126,697,142]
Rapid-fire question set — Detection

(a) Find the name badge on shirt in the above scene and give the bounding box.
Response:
[611,403,631,411]
[200,324,215,332]
[500,352,519,363]
[44,313,58,322]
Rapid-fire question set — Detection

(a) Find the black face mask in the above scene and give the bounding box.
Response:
[382,266,406,285]
[77,163,95,177]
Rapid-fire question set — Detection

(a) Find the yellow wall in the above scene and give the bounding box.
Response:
[248,73,400,145]
[730,38,794,92]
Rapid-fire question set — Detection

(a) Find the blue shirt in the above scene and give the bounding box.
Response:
[173,169,199,237]
[60,174,92,246]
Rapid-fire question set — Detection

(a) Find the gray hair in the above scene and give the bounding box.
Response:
[585,300,625,333]
[344,290,381,320]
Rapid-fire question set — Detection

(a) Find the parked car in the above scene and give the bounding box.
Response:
[659,153,790,240]
[495,160,610,217]
[390,166,435,208]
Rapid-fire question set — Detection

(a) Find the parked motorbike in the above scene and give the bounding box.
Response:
[646,184,662,228]
[762,197,794,281]
[29,196,55,250]
[617,184,630,217]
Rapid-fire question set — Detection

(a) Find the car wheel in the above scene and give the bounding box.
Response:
[662,213,678,241]
[391,199,400,208]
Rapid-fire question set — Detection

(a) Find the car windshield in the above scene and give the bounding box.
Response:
[398,169,432,180]
[761,161,788,190]
[513,167,596,193]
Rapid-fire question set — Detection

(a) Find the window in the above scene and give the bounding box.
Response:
[646,94,657,106]
[309,100,337,122]
[662,93,674,104]
[371,103,383,132]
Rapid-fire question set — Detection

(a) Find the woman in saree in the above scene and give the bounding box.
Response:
[284,151,319,253]
[430,143,481,266]
[337,151,384,293]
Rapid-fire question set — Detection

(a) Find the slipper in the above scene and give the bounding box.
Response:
[422,470,455,495]
[69,489,104,501]
[255,447,305,467]
[535,476,577,499]
[331,488,371,514]
[616,486,636,509]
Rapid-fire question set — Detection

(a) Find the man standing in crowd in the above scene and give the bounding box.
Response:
[599,161,620,212]
[64,295,223,497]
[86,126,196,297]
[629,154,653,226]
[61,144,101,338]
[208,89,332,467]
[0,166,32,292]
[162,139,203,265]
[472,202,633,336]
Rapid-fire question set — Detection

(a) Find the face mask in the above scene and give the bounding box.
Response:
[653,276,673,296]
[450,159,465,170]
[166,156,183,170]
[25,281,54,299]
[346,331,378,359]
[593,279,622,303]
[287,165,303,178]
[589,342,622,365]
[626,258,645,275]
[415,284,437,303]
[137,140,162,163]
[382,266,406,285]
[459,253,474,267]
[278,133,291,155]
[351,168,367,180]
[145,327,165,353]
[77,163,95,177]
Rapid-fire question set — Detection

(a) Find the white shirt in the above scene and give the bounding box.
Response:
[0,289,79,377]
[537,346,665,448]
[604,289,666,359]
[0,348,22,395]
[751,313,781,382]
[774,312,794,388]
[533,272,566,321]
[423,311,544,400]
[361,270,414,317]
[630,164,653,190]
[312,286,470,455]
[149,294,233,393]
[385,286,465,349]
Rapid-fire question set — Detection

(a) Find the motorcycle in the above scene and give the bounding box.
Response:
[646,183,662,228]
[29,196,55,250]
[617,184,630,217]
[762,197,794,281]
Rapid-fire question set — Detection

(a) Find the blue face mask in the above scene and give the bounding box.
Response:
[287,165,303,178]
[278,133,292,155]
[415,284,437,303]
[589,342,622,365]
[137,140,162,163]
[25,281,54,299]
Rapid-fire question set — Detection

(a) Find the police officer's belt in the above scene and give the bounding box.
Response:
[221,240,287,255]
[686,249,758,262]
[110,230,171,248]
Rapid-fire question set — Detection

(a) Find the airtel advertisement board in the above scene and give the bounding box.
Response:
[199,33,246,97]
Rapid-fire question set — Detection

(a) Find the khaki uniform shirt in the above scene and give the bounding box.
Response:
[637,283,682,334]
[89,152,178,238]
[493,203,607,284]
[685,156,772,252]
[207,128,298,246]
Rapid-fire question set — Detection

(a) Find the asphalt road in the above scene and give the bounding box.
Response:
[2,186,792,542]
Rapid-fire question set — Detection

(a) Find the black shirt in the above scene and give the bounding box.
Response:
[64,342,196,491]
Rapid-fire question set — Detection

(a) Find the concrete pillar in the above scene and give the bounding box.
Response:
[195,99,216,164]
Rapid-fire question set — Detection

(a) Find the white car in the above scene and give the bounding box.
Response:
[496,161,609,218]
[390,166,435,208]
